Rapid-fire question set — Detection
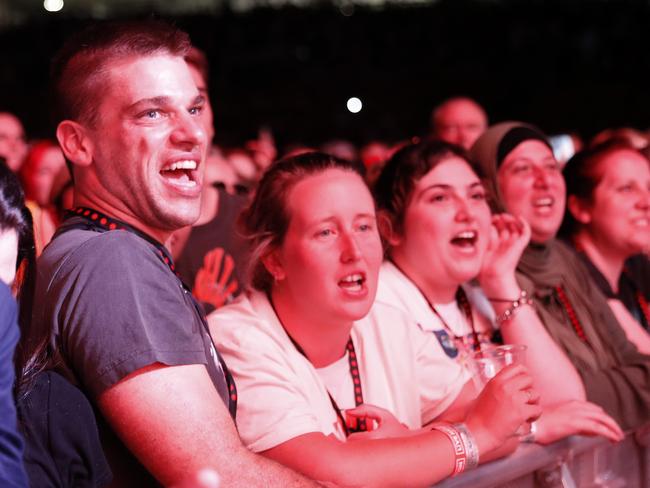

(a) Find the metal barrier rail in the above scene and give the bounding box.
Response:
[436,425,650,488]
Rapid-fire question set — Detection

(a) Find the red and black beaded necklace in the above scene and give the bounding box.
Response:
[269,298,367,436]
[554,285,590,344]
[61,206,238,416]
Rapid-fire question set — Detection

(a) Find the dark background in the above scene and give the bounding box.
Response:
[1,0,649,148]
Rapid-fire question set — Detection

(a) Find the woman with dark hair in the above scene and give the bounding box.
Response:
[561,143,650,353]
[469,122,650,430]
[208,151,541,486]
[0,162,111,487]
[0,160,41,397]
[373,139,622,443]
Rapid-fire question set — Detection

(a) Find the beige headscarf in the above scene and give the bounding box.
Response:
[469,121,548,213]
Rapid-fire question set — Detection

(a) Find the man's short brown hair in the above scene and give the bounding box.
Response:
[51,20,191,127]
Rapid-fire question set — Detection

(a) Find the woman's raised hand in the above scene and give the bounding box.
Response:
[478,214,531,297]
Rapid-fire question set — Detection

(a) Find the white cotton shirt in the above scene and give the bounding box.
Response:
[376,261,497,361]
[209,290,469,453]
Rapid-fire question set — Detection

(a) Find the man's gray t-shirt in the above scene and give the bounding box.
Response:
[33,217,233,486]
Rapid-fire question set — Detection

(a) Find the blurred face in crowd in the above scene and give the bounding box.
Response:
[0,228,18,287]
[22,143,66,206]
[570,148,650,257]
[391,156,492,290]
[268,168,383,326]
[497,140,565,243]
[0,113,28,172]
[433,99,488,150]
[61,54,208,241]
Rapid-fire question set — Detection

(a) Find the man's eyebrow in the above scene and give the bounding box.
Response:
[127,96,171,112]
[126,94,205,113]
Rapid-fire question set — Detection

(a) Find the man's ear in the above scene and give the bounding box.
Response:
[567,195,592,224]
[377,210,402,247]
[56,120,94,167]
[261,248,286,282]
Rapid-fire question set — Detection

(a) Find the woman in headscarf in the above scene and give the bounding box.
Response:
[469,122,650,430]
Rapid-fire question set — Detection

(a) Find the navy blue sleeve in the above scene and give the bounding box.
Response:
[0,283,28,487]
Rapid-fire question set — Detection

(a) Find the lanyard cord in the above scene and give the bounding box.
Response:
[269,300,367,436]
[554,285,589,344]
[61,207,238,416]
[391,261,481,351]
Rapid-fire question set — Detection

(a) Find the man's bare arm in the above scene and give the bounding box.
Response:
[98,363,318,487]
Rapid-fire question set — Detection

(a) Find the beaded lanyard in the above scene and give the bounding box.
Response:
[554,285,589,343]
[390,261,483,353]
[427,288,482,354]
[62,206,238,415]
[282,328,367,436]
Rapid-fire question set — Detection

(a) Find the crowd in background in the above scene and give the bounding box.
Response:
[0,18,648,488]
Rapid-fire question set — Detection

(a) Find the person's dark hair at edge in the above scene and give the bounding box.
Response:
[239,151,365,293]
[373,139,483,236]
[0,160,41,400]
[560,140,644,240]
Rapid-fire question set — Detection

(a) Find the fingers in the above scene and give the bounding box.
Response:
[223,279,239,299]
[203,248,225,282]
[562,401,624,439]
[520,388,541,406]
[346,403,392,422]
[576,404,624,441]
[216,254,235,288]
[491,213,527,242]
[573,415,624,442]
[525,403,543,423]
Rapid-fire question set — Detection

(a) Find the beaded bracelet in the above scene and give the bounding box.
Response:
[430,423,480,476]
[489,290,534,324]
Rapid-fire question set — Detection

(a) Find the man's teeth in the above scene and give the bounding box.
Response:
[164,160,197,171]
[455,231,476,239]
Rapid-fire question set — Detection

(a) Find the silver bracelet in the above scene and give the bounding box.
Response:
[492,290,534,324]
[454,423,480,469]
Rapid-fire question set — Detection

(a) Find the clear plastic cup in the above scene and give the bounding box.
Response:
[471,344,527,390]
[471,344,532,438]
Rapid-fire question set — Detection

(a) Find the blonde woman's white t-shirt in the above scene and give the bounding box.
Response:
[208,290,469,452]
